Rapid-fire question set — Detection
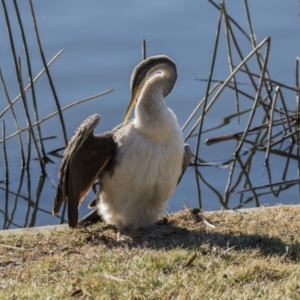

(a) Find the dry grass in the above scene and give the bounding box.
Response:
[1,206,300,299]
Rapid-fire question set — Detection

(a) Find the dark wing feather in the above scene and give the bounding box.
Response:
[177,144,191,184]
[52,114,116,228]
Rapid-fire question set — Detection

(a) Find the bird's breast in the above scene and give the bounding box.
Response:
[99,121,184,229]
[115,122,183,182]
[102,119,184,201]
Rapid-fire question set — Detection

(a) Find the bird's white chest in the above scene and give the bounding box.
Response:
[116,123,183,189]
[99,114,184,230]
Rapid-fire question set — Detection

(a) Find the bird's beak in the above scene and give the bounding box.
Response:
[123,86,141,125]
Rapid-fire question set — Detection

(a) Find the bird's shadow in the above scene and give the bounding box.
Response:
[80,211,300,261]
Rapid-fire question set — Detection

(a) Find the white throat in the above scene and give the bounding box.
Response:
[134,75,178,139]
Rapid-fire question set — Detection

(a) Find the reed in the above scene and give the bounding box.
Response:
[183,0,300,210]
[0,0,112,228]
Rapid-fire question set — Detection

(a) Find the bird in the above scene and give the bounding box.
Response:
[52,55,191,237]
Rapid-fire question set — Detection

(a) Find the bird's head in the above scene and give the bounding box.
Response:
[123,55,177,125]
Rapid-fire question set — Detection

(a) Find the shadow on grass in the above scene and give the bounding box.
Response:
[79,217,300,262]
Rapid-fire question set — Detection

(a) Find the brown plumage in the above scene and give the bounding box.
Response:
[52,114,115,227]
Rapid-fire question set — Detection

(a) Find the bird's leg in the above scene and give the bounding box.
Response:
[79,208,102,226]
[117,223,144,241]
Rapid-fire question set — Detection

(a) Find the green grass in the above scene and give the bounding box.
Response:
[1,206,300,299]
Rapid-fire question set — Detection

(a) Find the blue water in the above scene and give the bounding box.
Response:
[0,1,299,229]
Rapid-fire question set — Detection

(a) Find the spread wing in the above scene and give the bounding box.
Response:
[52,114,116,228]
[177,144,192,184]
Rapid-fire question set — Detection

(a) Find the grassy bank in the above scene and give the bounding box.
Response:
[1,206,300,299]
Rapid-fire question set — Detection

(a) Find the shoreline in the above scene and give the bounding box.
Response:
[1,204,298,236]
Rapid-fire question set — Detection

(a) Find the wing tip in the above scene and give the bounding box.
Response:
[52,204,59,216]
[52,185,65,216]
[52,202,61,216]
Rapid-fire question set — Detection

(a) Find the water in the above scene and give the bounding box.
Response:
[0,1,300,229]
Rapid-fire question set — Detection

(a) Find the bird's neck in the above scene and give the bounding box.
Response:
[134,82,177,140]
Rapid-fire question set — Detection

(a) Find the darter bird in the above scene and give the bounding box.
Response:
[52,55,191,238]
